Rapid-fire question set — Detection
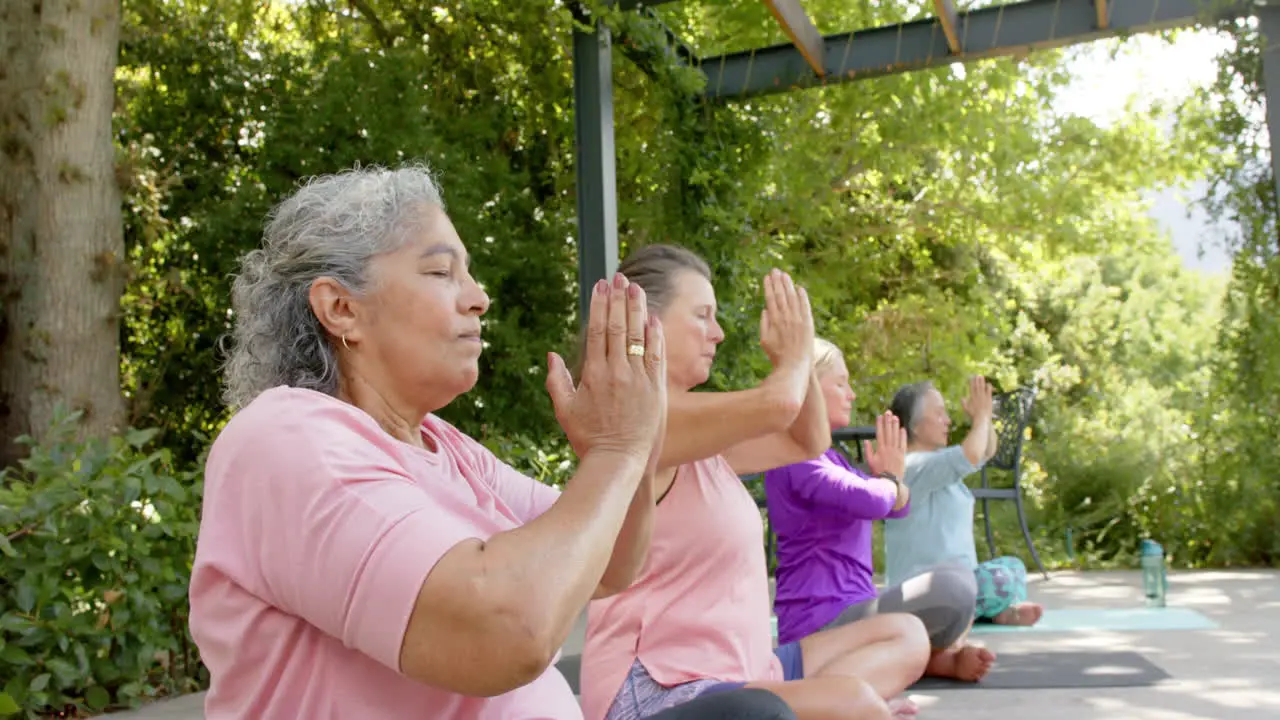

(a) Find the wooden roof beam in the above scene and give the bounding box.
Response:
[933,0,964,54]
[1095,0,1110,29]
[703,0,1251,99]
[763,0,826,77]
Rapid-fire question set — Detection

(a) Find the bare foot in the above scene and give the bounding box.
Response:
[992,602,1044,626]
[888,696,918,719]
[925,644,996,681]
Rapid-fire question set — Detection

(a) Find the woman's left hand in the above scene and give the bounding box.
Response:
[863,411,907,480]
[758,269,815,370]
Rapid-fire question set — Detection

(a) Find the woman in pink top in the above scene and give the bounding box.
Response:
[581,245,930,720]
[190,166,800,720]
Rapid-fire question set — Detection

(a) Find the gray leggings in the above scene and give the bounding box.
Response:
[822,562,978,650]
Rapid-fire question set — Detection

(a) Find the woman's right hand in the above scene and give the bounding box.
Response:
[864,411,908,481]
[545,273,667,465]
[961,375,994,422]
[758,269,814,370]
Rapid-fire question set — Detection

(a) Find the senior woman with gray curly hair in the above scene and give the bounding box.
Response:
[188,165,800,720]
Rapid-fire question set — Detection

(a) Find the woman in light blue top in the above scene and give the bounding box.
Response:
[883,377,1044,626]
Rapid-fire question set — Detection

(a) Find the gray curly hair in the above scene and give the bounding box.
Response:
[222,164,446,409]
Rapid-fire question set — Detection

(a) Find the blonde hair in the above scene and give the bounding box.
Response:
[813,337,844,376]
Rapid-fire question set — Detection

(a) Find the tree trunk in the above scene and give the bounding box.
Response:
[0,0,125,467]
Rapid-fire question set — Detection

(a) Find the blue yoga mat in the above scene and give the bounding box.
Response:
[970,606,1218,633]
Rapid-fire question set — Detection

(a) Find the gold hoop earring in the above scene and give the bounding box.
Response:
[341,335,351,351]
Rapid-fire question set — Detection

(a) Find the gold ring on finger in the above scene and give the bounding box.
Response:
[627,343,645,357]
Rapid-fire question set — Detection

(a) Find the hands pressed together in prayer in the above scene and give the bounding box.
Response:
[758,268,821,426]
[546,272,668,478]
[760,268,816,371]
[864,411,910,511]
[961,375,994,424]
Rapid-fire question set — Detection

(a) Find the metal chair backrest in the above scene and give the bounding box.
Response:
[986,386,1037,473]
[831,425,875,466]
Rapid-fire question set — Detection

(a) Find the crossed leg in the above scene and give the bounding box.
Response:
[824,563,995,682]
[976,557,1043,627]
[745,613,930,720]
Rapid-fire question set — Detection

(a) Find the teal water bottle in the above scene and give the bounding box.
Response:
[1140,539,1168,608]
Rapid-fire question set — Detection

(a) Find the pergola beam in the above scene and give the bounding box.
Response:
[701,0,1248,99]
[1095,0,1109,29]
[933,0,963,54]
[1260,3,1280,211]
[763,0,826,76]
[572,22,620,322]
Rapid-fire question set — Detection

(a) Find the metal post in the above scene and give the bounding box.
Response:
[572,22,619,325]
[1260,4,1280,209]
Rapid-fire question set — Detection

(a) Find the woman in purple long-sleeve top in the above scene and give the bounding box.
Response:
[764,339,997,683]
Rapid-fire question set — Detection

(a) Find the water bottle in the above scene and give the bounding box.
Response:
[1140,539,1168,608]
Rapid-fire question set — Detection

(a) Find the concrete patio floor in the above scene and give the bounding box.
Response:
[916,568,1280,719]
[109,569,1280,718]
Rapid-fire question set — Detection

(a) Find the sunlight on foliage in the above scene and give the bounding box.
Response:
[2,1,1269,713]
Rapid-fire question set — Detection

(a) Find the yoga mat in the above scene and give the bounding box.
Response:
[969,606,1218,634]
[556,654,583,695]
[558,649,1172,694]
[910,650,1171,690]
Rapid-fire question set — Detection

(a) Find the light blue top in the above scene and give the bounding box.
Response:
[883,446,983,587]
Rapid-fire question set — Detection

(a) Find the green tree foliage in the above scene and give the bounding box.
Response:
[116,0,586,463]
[1172,17,1280,565]
[1022,242,1224,563]
[108,1,1258,561]
[3,1,1276,713]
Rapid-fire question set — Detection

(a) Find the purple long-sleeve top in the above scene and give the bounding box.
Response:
[763,447,910,645]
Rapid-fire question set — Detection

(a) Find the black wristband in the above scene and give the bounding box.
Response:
[877,471,899,482]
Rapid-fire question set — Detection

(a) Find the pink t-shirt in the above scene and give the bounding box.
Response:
[189,386,582,719]
[579,455,783,720]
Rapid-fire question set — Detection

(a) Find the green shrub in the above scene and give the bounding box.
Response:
[480,433,575,489]
[0,410,206,717]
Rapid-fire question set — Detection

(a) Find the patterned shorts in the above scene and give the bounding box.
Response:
[603,659,731,720]
[603,644,803,720]
[974,555,1029,619]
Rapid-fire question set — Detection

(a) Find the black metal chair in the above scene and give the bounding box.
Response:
[973,386,1048,579]
[831,425,876,466]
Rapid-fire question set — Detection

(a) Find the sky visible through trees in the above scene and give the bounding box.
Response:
[1058,30,1241,274]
